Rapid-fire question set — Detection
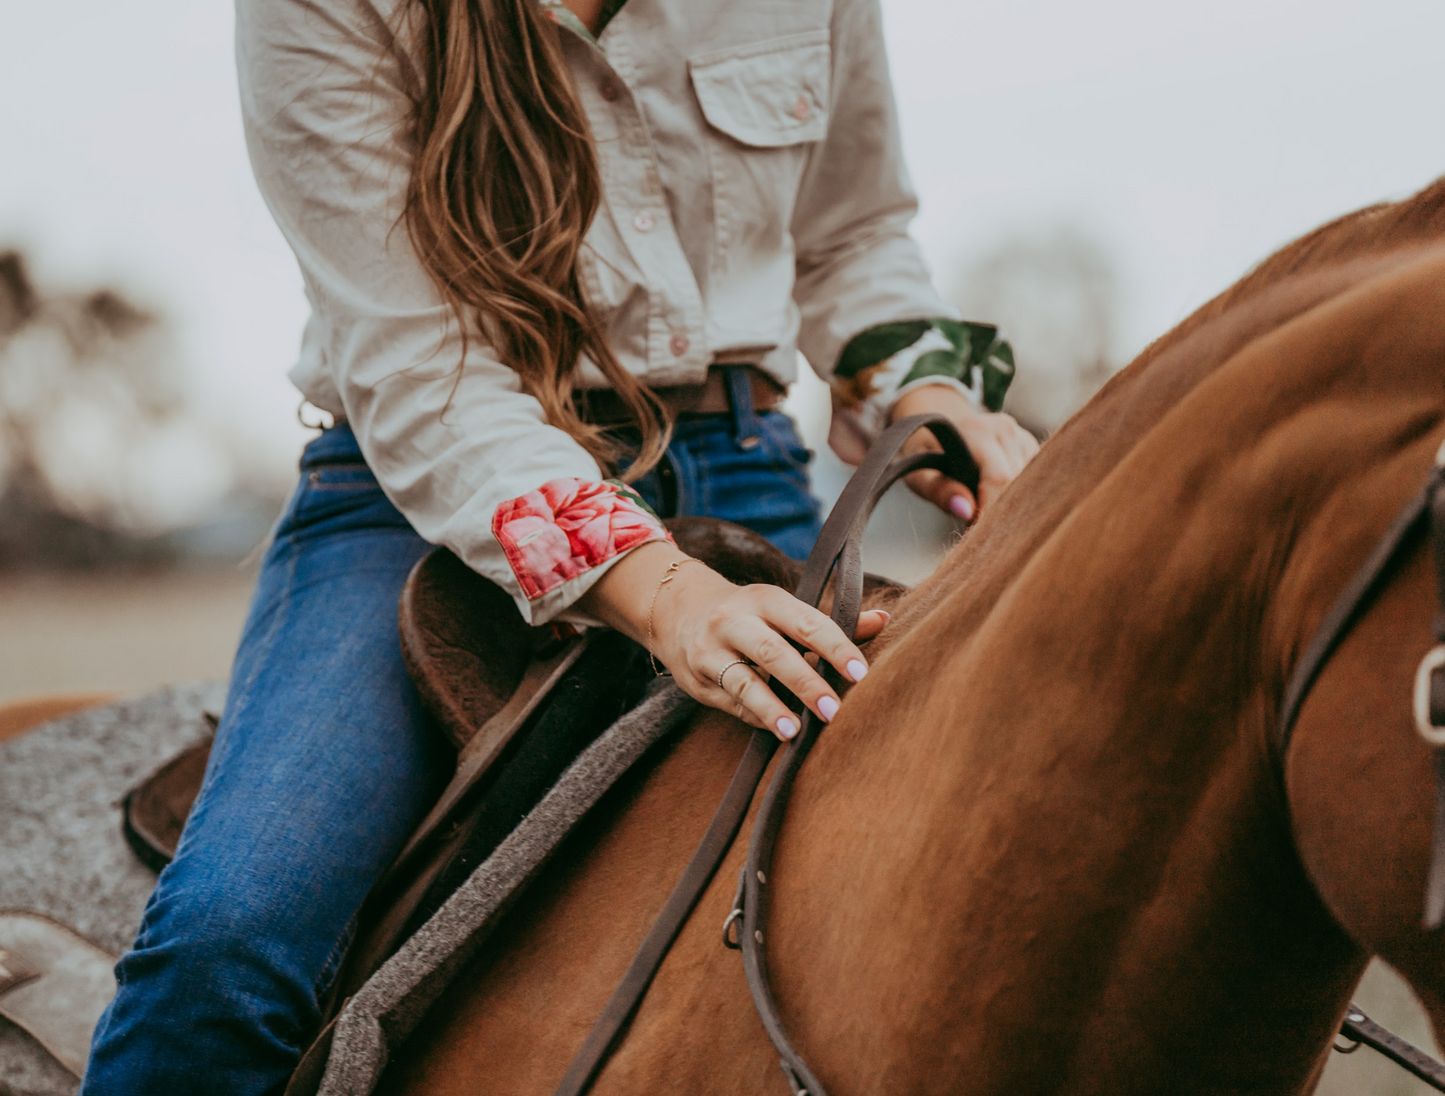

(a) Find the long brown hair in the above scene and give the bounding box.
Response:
[398,0,668,480]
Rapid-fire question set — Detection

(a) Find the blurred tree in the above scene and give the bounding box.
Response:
[952,227,1121,436]
[0,249,190,566]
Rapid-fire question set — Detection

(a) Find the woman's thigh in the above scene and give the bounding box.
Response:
[84,444,453,1091]
[177,521,449,940]
[176,462,452,972]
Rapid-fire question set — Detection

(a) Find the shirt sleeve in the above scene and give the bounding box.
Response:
[788,0,960,456]
[236,0,668,625]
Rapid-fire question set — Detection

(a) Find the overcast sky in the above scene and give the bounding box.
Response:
[1,0,1442,477]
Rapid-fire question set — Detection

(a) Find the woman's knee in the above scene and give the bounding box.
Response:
[128,857,341,1025]
[87,886,327,1092]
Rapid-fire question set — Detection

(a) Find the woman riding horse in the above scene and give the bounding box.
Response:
[77,0,1036,1090]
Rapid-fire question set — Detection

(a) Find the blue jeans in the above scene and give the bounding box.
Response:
[82,402,822,1095]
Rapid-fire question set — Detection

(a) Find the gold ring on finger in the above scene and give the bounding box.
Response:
[717,657,752,690]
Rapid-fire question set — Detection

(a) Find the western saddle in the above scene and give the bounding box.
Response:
[121,515,903,1053]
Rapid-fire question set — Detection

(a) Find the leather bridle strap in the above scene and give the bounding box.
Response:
[1274,460,1445,923]
[1338,1004,1445,1089]
[1273,441,1445,1091]
[1275,483,1432,758]
[553,414,977,1096]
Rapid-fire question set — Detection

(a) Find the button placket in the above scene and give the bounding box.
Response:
[593,28,707,385]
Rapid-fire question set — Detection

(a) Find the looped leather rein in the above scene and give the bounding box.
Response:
[738,415,976,1095]
[553,415,977,1096]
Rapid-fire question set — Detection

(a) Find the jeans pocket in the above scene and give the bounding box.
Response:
[758,414,814,480]
[698,416,819,533]
[275,464,400,542]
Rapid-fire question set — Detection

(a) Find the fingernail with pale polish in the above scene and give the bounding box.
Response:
[846,659,868,682]
[872,609,891,623]
[818,695,839,721]
[776,716,800,740]
[949,495,974,522]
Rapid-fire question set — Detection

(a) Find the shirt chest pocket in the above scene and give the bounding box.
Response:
[688,31,831,270]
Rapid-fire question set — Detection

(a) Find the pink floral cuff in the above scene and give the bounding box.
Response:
[492,478,672,601]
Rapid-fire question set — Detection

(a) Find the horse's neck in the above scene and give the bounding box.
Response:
[767,247,1445,1094]
[779,507,1358,1093]
[882,244,1445,650]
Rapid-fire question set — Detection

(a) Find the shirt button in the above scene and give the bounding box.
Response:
[632,211,654,233]
[793,95,811,121]
[599,80,620,102]
[669,334,690,357]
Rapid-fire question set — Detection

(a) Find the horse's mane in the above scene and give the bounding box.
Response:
[1134,176,1445,373]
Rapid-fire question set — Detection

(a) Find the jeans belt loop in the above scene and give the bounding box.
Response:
[723,366,763,450]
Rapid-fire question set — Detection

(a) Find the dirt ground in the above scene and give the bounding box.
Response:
[0,565,1439,1090]
[0,567,256,705]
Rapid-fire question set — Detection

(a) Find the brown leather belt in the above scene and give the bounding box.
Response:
[576,365,784,425]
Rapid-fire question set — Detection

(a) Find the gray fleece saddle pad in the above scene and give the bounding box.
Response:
[0,682,223,1096]
[305,681,695,1096]
[0,680,693,1095]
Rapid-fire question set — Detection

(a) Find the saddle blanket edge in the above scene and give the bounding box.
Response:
[312,681,697,1096]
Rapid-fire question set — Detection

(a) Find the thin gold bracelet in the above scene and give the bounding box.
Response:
[646,557,707,674]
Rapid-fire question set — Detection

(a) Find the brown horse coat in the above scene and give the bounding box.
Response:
[380,183,1445,1095]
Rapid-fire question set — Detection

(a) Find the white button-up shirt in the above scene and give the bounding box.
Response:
[236,0,956,622]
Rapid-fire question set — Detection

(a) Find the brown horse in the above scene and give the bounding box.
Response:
[379,181,1445,1095]
[0,694,114,745]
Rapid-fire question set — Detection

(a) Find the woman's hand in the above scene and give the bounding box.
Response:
[890,383,1039,522]
[577,541,889,740]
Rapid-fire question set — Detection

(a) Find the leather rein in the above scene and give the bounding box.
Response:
[555,419,1445,1095]
[554,412,974,1096]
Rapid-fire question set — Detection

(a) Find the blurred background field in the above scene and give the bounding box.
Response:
[2,0,1444,1089]
[2,0,1442,697]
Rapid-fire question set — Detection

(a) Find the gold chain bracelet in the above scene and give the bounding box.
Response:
[646,558,707,674]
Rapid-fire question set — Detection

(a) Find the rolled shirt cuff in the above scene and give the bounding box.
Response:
[827,319,1015,464]
[492,477,674,626]
[828,327,962,464]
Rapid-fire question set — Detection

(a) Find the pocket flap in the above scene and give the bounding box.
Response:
[689,31,830,149]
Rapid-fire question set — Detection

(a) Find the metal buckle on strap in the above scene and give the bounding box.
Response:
[1413,645,1445,746]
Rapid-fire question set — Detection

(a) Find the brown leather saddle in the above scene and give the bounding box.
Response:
[121,515,903,1036]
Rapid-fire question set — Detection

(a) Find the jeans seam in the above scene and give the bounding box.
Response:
[183,544,301,841]
[313,914,357,1003]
